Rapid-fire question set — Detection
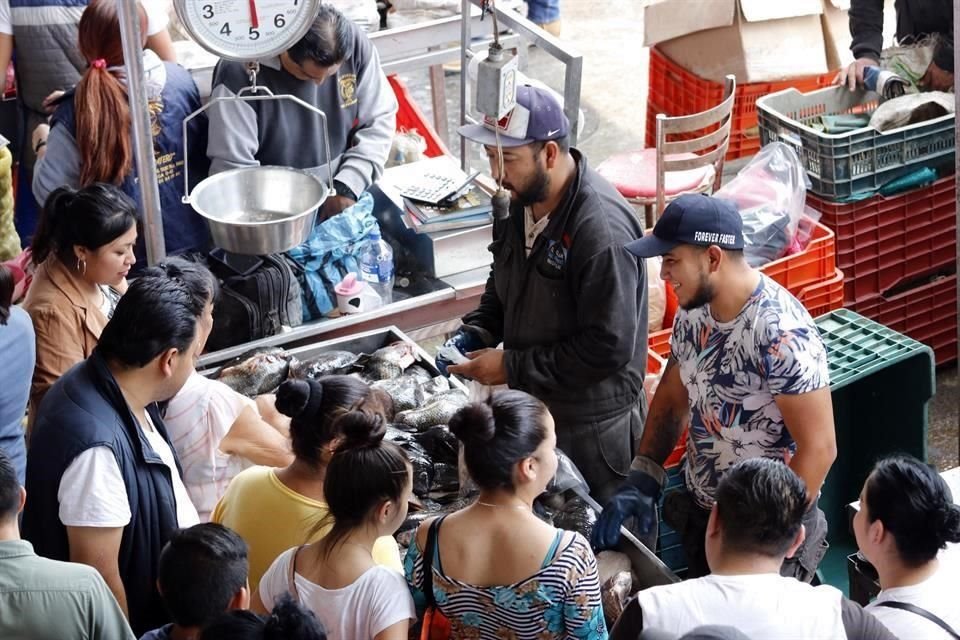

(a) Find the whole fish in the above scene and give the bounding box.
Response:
[415,376,450,404]
[385,427,433,497]
[214,347,288,373]
[412,425,459,466]
[429,462,460,496]
[372,375,421,413]
[216,351,291,397]
[395,390,468,431]
[553,496,599,540]
[359,341,417,380]
[403,365,433,385]
[287,350,359,379]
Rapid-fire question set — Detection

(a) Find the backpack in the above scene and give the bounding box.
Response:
[205,251,303,353]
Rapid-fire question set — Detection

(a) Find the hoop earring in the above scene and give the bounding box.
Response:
[76,258,87,275]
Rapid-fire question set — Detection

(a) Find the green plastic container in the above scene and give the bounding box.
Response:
[815,309,935,545]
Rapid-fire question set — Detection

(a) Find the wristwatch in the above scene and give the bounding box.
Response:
[333,180,358,201]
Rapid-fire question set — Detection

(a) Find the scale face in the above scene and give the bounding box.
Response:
[173,0,321,61]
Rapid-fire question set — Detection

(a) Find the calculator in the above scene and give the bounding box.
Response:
[398,171,475,205]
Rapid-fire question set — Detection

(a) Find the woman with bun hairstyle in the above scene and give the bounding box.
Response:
[254,397,415,640]
[853,455,960,639]
[23,183,137,418]
[211,377,403,594]
[405,389,607,640]
[31,0,210,263]
[202,594,327,640]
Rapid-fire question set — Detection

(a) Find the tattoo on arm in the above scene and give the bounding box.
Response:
[638,357,687,465]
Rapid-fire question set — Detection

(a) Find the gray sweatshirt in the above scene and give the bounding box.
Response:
[206,19,398,198]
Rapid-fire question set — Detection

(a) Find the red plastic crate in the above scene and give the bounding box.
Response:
[761,221,836,295]
[645,46,835,161]
[388,75,449,159]
[806,176,957,307]
[797,268,845,318]
[650,328,672,359]
[853,273,958,366]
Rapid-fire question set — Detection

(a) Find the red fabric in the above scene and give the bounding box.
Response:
[596,149,711,199]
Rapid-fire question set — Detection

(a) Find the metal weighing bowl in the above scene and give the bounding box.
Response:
[188,166,328,255]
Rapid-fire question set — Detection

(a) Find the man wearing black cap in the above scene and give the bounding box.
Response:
[438,85,649,507]
[592,194,837,582]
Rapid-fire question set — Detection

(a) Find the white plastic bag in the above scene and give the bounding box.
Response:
[715,142,810,268]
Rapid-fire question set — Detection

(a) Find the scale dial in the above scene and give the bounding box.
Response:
[174,0,321,61]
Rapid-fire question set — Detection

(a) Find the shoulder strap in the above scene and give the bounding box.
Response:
[286,545,307,603]
[875,601,960,639]
[422,515,447,608]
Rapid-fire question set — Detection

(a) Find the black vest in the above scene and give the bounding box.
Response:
[22,351,182,636]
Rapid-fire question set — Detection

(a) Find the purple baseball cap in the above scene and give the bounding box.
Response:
[458,85,570,147]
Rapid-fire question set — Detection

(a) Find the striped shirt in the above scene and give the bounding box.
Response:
[405,528,607,640]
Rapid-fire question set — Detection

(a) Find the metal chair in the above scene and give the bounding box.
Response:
[597,75,736,228]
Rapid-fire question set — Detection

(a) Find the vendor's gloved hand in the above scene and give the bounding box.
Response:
[435,326,486,377]
[592,462,664,551]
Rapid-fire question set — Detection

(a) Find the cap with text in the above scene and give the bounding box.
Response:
[458,84,570,148]
[625,194,744,258]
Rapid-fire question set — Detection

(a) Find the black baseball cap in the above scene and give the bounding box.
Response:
[458,85,570,148]
[625,194,744,258]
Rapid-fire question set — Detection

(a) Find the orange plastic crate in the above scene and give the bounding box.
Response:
[760,221,836,295]
[797,268,845,318]
[645,46,835,161]
[388,75,449,158]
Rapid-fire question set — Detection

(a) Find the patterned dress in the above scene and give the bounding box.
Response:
[405,528,608,640]
[671,275,830,509]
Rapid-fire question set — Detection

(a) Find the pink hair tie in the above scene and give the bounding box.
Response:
[91,58,107,69]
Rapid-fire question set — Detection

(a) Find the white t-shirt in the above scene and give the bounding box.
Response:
[523,206,552,257]
[0,0,166,35]
[260,547,415,640]
[58,413,200,529]
[164,372,254,522]
[867,564,960,640]
[636,573,846,639]
[0,0,10,35]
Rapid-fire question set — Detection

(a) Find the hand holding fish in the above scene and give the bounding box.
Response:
[447,348,507,385]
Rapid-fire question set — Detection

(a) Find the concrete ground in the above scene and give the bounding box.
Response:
[395,0,958,470]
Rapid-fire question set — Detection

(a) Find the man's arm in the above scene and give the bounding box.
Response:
[145,29,177,63]
[335,46,398,198]
[87,570,136,639]
[635,357,690,465]
[776,387,837,501]
[0,34,12,95]
[848,0,885,63]
[67,526,128,619]
[504,245,644,395]
[206,64,261,175]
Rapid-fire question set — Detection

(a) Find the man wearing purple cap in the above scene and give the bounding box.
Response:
[593,194,837,583]
[439,85,649,507]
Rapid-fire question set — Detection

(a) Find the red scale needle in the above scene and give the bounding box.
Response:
[248,0,259,29]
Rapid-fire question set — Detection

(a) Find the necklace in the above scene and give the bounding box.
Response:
[476,500,532,510]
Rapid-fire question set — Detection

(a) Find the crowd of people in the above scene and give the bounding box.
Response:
[0,0,958,638]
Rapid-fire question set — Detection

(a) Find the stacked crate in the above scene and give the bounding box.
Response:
[757,86,957,365]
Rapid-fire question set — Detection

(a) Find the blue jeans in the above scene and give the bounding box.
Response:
[527,0,560,23]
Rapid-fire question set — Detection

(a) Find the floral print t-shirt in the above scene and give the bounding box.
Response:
[405,527,607,640]
[672,275,830,509]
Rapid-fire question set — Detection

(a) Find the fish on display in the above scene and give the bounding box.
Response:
[372,376,420,412]
[553,496,599,540]
[216,349,292,397]
[287,350,359,379]
[385,427,434,496]
[415,376,450,404]
[395,390,469,431]
[412,425,459,466]
[357,341,417,380]
[403,365,433,385]
[428,462,460,496]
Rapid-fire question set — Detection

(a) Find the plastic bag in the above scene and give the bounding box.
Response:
[546,449,591,496]
[715,142,810,268]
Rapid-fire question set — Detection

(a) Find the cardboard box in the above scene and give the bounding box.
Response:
[643,0,830,83]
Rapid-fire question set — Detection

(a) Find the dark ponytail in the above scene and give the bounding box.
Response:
[449,389,550,491]
[316,398,410,554]
[201,594,327,640]
[274,376,371,467]
[865,455,960,567]
[32,184,138,266]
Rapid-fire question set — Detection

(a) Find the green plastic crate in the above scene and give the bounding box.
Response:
[815,310,935,553]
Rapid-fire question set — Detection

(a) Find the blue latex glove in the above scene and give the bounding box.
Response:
[591,469,662,550]
[435,327,486,377]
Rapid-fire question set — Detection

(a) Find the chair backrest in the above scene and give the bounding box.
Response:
[654,74,736,220]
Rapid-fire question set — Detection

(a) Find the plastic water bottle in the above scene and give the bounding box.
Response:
[359,229,394,305]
